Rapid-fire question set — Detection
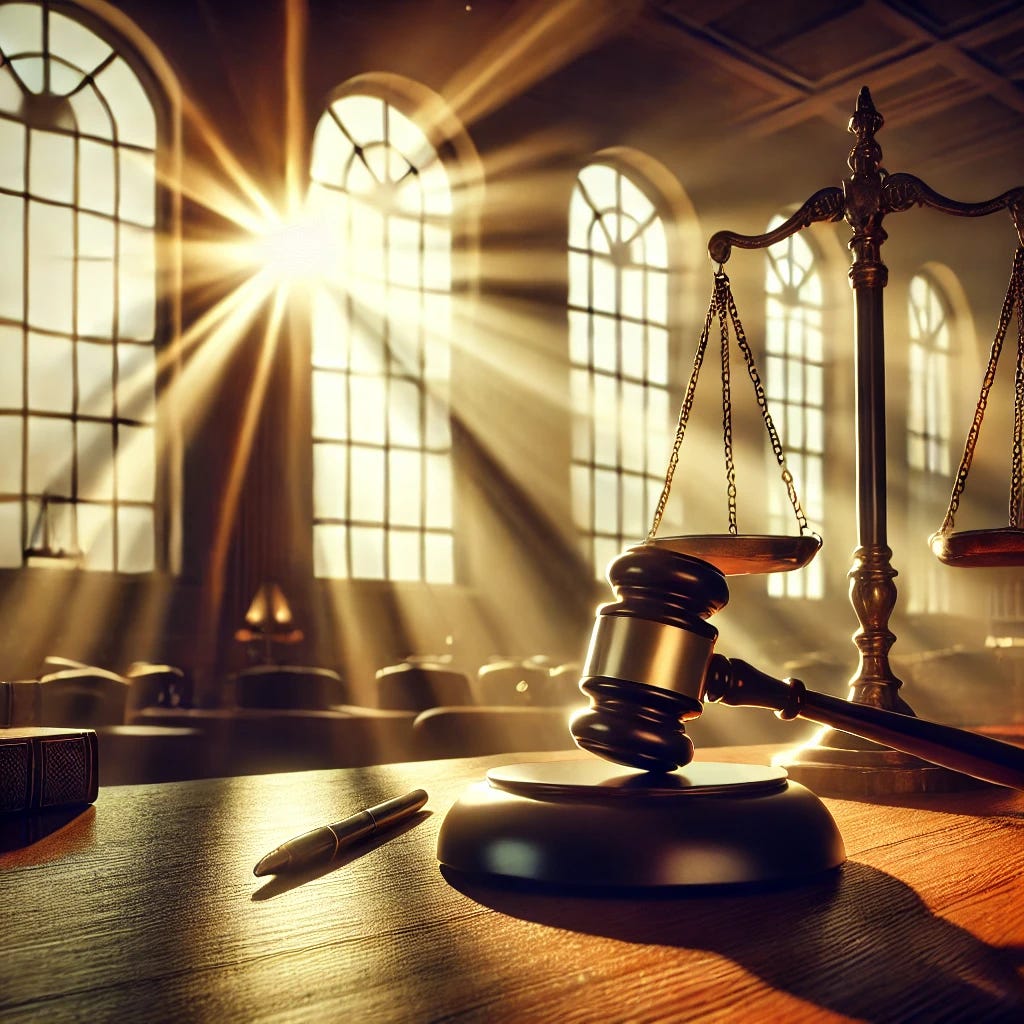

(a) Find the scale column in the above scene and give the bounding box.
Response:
[841,87,907,713]
[781,90,976,794]
[845,265,911,712]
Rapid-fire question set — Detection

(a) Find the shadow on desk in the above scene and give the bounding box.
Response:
[444,861,1024,1022]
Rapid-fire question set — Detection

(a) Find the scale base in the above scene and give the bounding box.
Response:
[779,728,992,797]
[437,760,845,889]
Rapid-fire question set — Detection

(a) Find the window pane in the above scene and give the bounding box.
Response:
[313,523,348,578]
[78,256,115,338]
[593,469,617,531]
[0,323,23,409]
[350,446,384,521]
[312,371,346,439]
[29,129,74,203]
[0,117,25,190]
[77,420,114,500]
[78,502,114,571]
[349,375,385,444]
[418,159,451,216]
[310,117,353,187]
[77,341,114,417]
[117,343,156,422]
[621,473,645,539]
[571,463,591,531]
[388,378,421,448]
[0,194,24,320]
[424,533,453,584]
[70,85,112,140]
[621,266,644,320]
[591,257,615,315]
[313,443,347,519]
[567,251,589,309]
[0,501,21,567]
[648,326,668,385]
[311,288,348,369]
[50,12,112,71]
[389,448,421,526]
[119,224,155,339]
[79,139,117,214]
[424,453,451,529]
[96,58,156,149]
[0,65,20,114]
[117,504,154,573]
[388,530,420,581]
[0,415,22,492]
[28,333,73,412]
[119,149,155,226]
[350,525,385,578]
[28,201,74,332]
[117,424,155,502]
[27,416,73,496]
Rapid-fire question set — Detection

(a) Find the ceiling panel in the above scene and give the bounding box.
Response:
[644,0,1024,166]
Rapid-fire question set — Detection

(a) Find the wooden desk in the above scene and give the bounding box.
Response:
[2,747,1022,1022]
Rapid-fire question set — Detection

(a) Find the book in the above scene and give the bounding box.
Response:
[0,728,99,814]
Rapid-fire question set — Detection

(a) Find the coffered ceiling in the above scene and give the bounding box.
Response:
[644,0,1024,169]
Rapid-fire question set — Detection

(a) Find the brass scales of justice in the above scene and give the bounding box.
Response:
[436,88,1024,890]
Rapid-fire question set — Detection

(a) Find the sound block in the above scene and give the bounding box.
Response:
[437,760,845,889]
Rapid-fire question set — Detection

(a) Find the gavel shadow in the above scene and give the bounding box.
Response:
[443,861,1024,1022]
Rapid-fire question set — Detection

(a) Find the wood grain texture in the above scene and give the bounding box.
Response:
[1,746,1022,1023]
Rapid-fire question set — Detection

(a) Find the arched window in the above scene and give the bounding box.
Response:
[906,269,953,614]
[567,159,672,577]
[309,86,458,583]
[907,272,951,478]
[764,220,825,599]
[0,0,165,573]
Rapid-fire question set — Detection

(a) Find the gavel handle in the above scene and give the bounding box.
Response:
[705,655,1024,791]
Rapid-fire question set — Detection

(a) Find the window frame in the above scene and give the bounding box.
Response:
[567,151,683,578]
[0,0,181,576]
[308,74,478,585]
[763,219,827,600]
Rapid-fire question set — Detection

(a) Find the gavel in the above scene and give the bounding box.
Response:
[570,544,1024,790]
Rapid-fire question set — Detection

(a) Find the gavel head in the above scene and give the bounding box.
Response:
[569,543,729,772]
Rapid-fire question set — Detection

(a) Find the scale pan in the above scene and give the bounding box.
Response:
[650,533,821,575]
[930,528,1024,568]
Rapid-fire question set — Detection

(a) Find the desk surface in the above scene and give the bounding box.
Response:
[2,746,1022,1023]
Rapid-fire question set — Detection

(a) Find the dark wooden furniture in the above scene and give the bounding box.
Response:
[230,665,346,710]
[1,746,1022,1022]
[374,663,473,710]
[411,705,579,758]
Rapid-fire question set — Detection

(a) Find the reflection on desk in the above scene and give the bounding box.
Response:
[1,746,1022,1022]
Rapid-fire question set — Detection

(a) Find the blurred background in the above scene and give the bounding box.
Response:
[1,0,1023,779]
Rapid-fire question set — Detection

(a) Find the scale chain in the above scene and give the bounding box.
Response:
[939,247,1024,536]
[647,270,813,541]
[723,276,812,536]
[1011,257,1024,528]
[717,274,739,535]
[647,295,715,540]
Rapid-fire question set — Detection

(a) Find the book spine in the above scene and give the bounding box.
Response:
[0,731,99,814]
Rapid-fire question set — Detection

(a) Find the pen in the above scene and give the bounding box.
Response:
[253,788,428,876]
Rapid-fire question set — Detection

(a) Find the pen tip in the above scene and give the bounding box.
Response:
[253,849,289,877]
